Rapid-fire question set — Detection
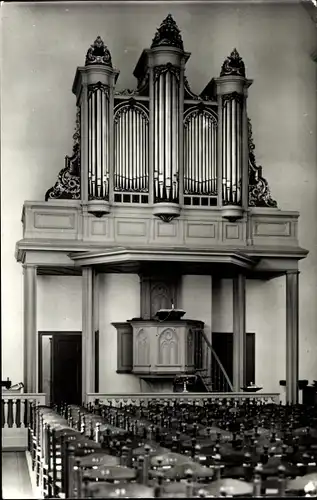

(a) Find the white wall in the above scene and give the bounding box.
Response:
[180,275,212,342]
[2,2,317,391]
[37,276,82,331]
[212,279,233,333]
[98,273,145,393]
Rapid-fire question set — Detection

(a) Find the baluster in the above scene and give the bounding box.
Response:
[7,399,14,428]
[3,399,9,428]
[24,399,29,428]
[15,398,21,428]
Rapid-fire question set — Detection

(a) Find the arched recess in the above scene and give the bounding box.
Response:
[183,106,218,196]
[114,101,149,194]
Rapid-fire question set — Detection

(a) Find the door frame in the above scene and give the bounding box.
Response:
[38,331,82,394]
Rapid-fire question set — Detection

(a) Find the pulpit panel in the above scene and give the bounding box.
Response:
[134,328,151,371]
[157,327,180,365]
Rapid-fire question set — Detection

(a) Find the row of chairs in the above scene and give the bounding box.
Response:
[28,399,317,498]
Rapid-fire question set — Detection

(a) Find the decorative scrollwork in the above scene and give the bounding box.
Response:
[114,99,149,123]
[248,118,277,208]
[153,63,180,83]
[88,81,109,99]
[158,214,177,223]
[220,48,246,78]
[115,88,136,97]
[85,36,112,67]
[151,14,184,51]
[183,104,218,128]
[45,109,81,201]
[222,92,244,105]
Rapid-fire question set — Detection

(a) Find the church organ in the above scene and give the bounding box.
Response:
[17,14,308,404]
[45,14,276,220]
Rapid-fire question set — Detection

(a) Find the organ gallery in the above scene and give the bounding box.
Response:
[15,14,307,405]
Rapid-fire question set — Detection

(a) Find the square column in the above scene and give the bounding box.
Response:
[23,265,37,393]
[82,267,95,401]
[286,270,299,404]
[233,274,246,391]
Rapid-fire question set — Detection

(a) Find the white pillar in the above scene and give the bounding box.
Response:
[232,274,246,391]
[23,265,37,393]
[286,270,299,404]
[82,267,95,401]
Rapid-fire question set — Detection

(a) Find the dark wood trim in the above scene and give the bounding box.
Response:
[38,331,82,394]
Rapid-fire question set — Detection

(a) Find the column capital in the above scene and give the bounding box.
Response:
[22,263,37,270]
[286,269,300,275]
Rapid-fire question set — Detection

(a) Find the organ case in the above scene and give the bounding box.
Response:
[47,14,276,221]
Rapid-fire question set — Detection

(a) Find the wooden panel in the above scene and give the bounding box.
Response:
[114,323,133,373]
[34,212,76,230]
[116,219,147,237]
[154,326,183,372]
[186,327,195,369]
[91,220,108,236]
[254,221,291,237]
[140,276,180,320]
[134,328,151,370]
[250,214,298,246]
[186,222,216,239]
[153,219,180,240]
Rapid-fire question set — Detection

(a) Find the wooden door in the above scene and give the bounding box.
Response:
[212,332,255,386]
[51,334,82,406]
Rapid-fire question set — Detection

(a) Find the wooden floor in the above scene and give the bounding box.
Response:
[2,452,35,499]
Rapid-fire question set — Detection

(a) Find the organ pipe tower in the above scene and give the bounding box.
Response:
[46,14,276,219]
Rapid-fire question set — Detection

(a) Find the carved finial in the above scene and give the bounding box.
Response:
[151,14,184,51]
[85,36,112,67]
[220,48,246,78]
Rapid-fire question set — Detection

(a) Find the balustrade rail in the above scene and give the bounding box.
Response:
[2,393,46,449]
[86,392,280,407]
[193,328,233,392]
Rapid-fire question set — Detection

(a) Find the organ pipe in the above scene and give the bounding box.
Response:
[153,67,180,203]
[113,102,149,193]
[221,94,243,205]
[87,84,110,200]
[183,108,218,196]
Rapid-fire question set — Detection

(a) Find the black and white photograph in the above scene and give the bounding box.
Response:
[1,0,317,497]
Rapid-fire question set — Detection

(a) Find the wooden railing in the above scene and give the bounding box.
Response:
[86,392,280,406]
[2,393,46,450]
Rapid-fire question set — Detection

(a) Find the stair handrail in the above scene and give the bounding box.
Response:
[199,329,234,392]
